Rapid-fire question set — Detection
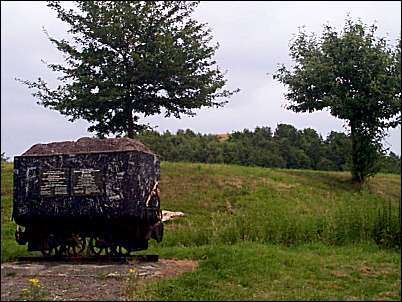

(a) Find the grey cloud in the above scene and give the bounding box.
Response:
[1,1,401,158]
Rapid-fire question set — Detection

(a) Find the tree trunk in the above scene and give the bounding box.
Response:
[350,120,363,183]
[126,103,135,139]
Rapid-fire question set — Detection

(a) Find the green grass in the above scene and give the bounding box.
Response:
[1,161,401,300]
[156,162,400,248]
[126,243,401,301]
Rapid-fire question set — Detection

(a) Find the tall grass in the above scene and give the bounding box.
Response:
[156,162,400,249]
[372,201,401,248]
[159,197,400,248]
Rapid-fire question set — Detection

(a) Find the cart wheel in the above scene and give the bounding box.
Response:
[41,246,55,257]
[116,245,132,256]
[66,235,86,256]
[40,235,58,257]
[89,237,113,256]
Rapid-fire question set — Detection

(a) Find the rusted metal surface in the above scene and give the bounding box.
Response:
[12,137,163,257]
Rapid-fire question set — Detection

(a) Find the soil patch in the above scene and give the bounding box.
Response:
[1,259,198,301]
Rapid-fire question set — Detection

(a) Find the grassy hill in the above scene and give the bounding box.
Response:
[1,161,400,300]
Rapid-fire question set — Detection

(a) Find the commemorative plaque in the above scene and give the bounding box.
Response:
[72,168,103,196]
[39,169,69,197]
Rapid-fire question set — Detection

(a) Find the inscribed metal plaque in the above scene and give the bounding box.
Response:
[39,169,69,197]
[72,169,104,196]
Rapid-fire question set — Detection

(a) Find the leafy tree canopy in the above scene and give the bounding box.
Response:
[134,124,400,174]
[273,18,401,182]
[19,1,239,138]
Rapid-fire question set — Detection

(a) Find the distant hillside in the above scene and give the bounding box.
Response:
[215,133,229,142]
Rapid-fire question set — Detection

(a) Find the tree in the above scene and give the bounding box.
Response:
[299,128,323,169]
[378,151,401,174]
[325,131,352,171]
[18,1,238,138]
[274,18,401,183]
[274,124,311,169]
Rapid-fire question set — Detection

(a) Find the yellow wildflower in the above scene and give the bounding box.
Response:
[29,278,41,287]
[128,268,136,273]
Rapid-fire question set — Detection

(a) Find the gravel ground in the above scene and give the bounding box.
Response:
[1,259,198,301]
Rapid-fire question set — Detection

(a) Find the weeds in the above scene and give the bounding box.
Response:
[373,201,401,248]
[19,278,49,301]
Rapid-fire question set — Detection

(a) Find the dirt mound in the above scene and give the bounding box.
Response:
[21,137,155,156]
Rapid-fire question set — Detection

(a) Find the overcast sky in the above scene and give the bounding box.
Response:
[1,1,401,158]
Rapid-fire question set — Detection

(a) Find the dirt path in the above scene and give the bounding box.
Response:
[1,259,198,301]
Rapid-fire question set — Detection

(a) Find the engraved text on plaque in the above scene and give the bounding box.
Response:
[39,169,69,197]
[72,169,103,196]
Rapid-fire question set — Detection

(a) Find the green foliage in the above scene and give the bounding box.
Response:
[135,124,400,174]
[378,151,401,174]
[322,131,352,171]
[274,18,401,183]
[17,1,238,138]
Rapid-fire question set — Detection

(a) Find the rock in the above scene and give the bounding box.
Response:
[161,210,185,222]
